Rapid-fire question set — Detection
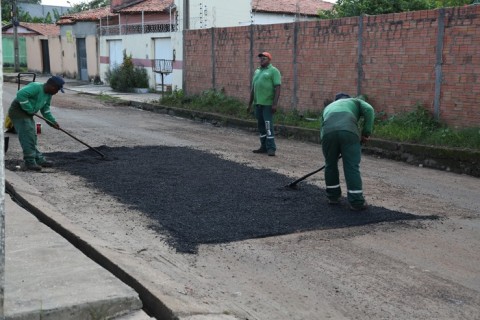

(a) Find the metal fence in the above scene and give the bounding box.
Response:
[99,21,176,36]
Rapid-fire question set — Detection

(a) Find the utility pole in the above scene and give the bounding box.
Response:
[0,4,6,318]
[12,0,20,72]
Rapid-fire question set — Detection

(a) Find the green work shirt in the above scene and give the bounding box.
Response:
[9,82,56,124]
[252,64,281,106]
[321,98,375,139]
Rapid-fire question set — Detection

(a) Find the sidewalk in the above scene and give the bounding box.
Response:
[4,171,154,320]
[4,73,162,104]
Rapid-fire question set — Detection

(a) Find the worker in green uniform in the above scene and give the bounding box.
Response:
[321,93,375,211]
[8,76,63,171]
[248,52,281,156]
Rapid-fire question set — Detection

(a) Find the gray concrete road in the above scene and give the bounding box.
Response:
[3,82,480,319]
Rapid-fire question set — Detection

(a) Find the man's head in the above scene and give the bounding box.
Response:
[258,52,272,67]
[45,76,65,95]
[334,92,351,101]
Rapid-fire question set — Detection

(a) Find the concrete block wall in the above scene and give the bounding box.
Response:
[184,5,480,128]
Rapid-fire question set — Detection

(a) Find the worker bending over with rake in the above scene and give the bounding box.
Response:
[321,93,375,211]
[8,76,63,171]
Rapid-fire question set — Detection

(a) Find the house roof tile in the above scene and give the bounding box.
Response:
[252,0,333,16]
[57,7,116,25]
[17,22,60,36]
[115,0,174,13]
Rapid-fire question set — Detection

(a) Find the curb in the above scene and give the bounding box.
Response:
[5,172,175,320]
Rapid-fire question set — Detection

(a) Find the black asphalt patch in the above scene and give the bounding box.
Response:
[44,146,437,253]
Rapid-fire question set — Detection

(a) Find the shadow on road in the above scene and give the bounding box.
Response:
[42,146,438,253]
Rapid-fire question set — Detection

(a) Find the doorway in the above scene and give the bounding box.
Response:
[41,40,50,74]
[77,38,88,80]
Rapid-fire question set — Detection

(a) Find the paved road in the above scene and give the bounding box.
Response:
[3,82,480,319]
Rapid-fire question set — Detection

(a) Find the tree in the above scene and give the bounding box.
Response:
[2,0,108,23]
[68,0,108,13]
[2,0,59,24]
[319,0,475,19]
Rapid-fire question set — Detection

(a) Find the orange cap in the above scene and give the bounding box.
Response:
[258,52,272,60]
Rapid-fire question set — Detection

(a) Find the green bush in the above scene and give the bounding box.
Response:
[374,105,480,149]
[105,51,149,92]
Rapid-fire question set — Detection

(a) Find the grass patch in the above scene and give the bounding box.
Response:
[160,90,480,150]
[3,66,28,73]
[374,106,480,149]
[160,89,322,128]
[94,93,129,105]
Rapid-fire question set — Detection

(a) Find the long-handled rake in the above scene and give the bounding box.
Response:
[34,114,107,159]
[284,155,342,189]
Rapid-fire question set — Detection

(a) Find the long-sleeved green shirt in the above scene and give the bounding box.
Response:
[9,82,56,124]
[321,98,375,139]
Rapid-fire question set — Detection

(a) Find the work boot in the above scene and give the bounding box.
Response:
[38,160,53,167]
[25,163,42,171]
[349,202,368,211]
[252,148,267,154]
[267,149,275,156]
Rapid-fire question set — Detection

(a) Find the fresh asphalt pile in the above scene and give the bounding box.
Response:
[20,146,437,253]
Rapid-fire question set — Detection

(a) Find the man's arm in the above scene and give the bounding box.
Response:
[247,87,254,113]
[358,100,375,142]
[272,85,281,113]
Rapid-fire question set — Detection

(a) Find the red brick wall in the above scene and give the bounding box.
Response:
[184,29,214,94]
[184,5,480,128]
[441,6,480,127]
[362,10,439,116]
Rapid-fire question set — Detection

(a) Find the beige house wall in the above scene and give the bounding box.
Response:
[25,36,42,73]
[86,36,99,79]
[60,31,77,78]
[60,26,99,80]
[48,36,63,75]
[24,35,62,75]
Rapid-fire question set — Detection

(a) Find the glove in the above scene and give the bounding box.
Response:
[48,121,60,129]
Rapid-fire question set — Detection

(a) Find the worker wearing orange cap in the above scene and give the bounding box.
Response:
[248,52,282,157]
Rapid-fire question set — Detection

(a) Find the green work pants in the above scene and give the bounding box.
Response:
[10,116,46,166]
[321,131,365,206]
[254,104,276,151]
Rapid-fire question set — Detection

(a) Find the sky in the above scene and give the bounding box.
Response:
[41,0,84,6]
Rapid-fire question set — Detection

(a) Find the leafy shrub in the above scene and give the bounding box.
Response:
[105,51,149,92]
[374,105,442,142]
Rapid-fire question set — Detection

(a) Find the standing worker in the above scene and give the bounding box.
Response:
[248,52,281,156]
[8,76,63,171]
[321,93,375,211]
